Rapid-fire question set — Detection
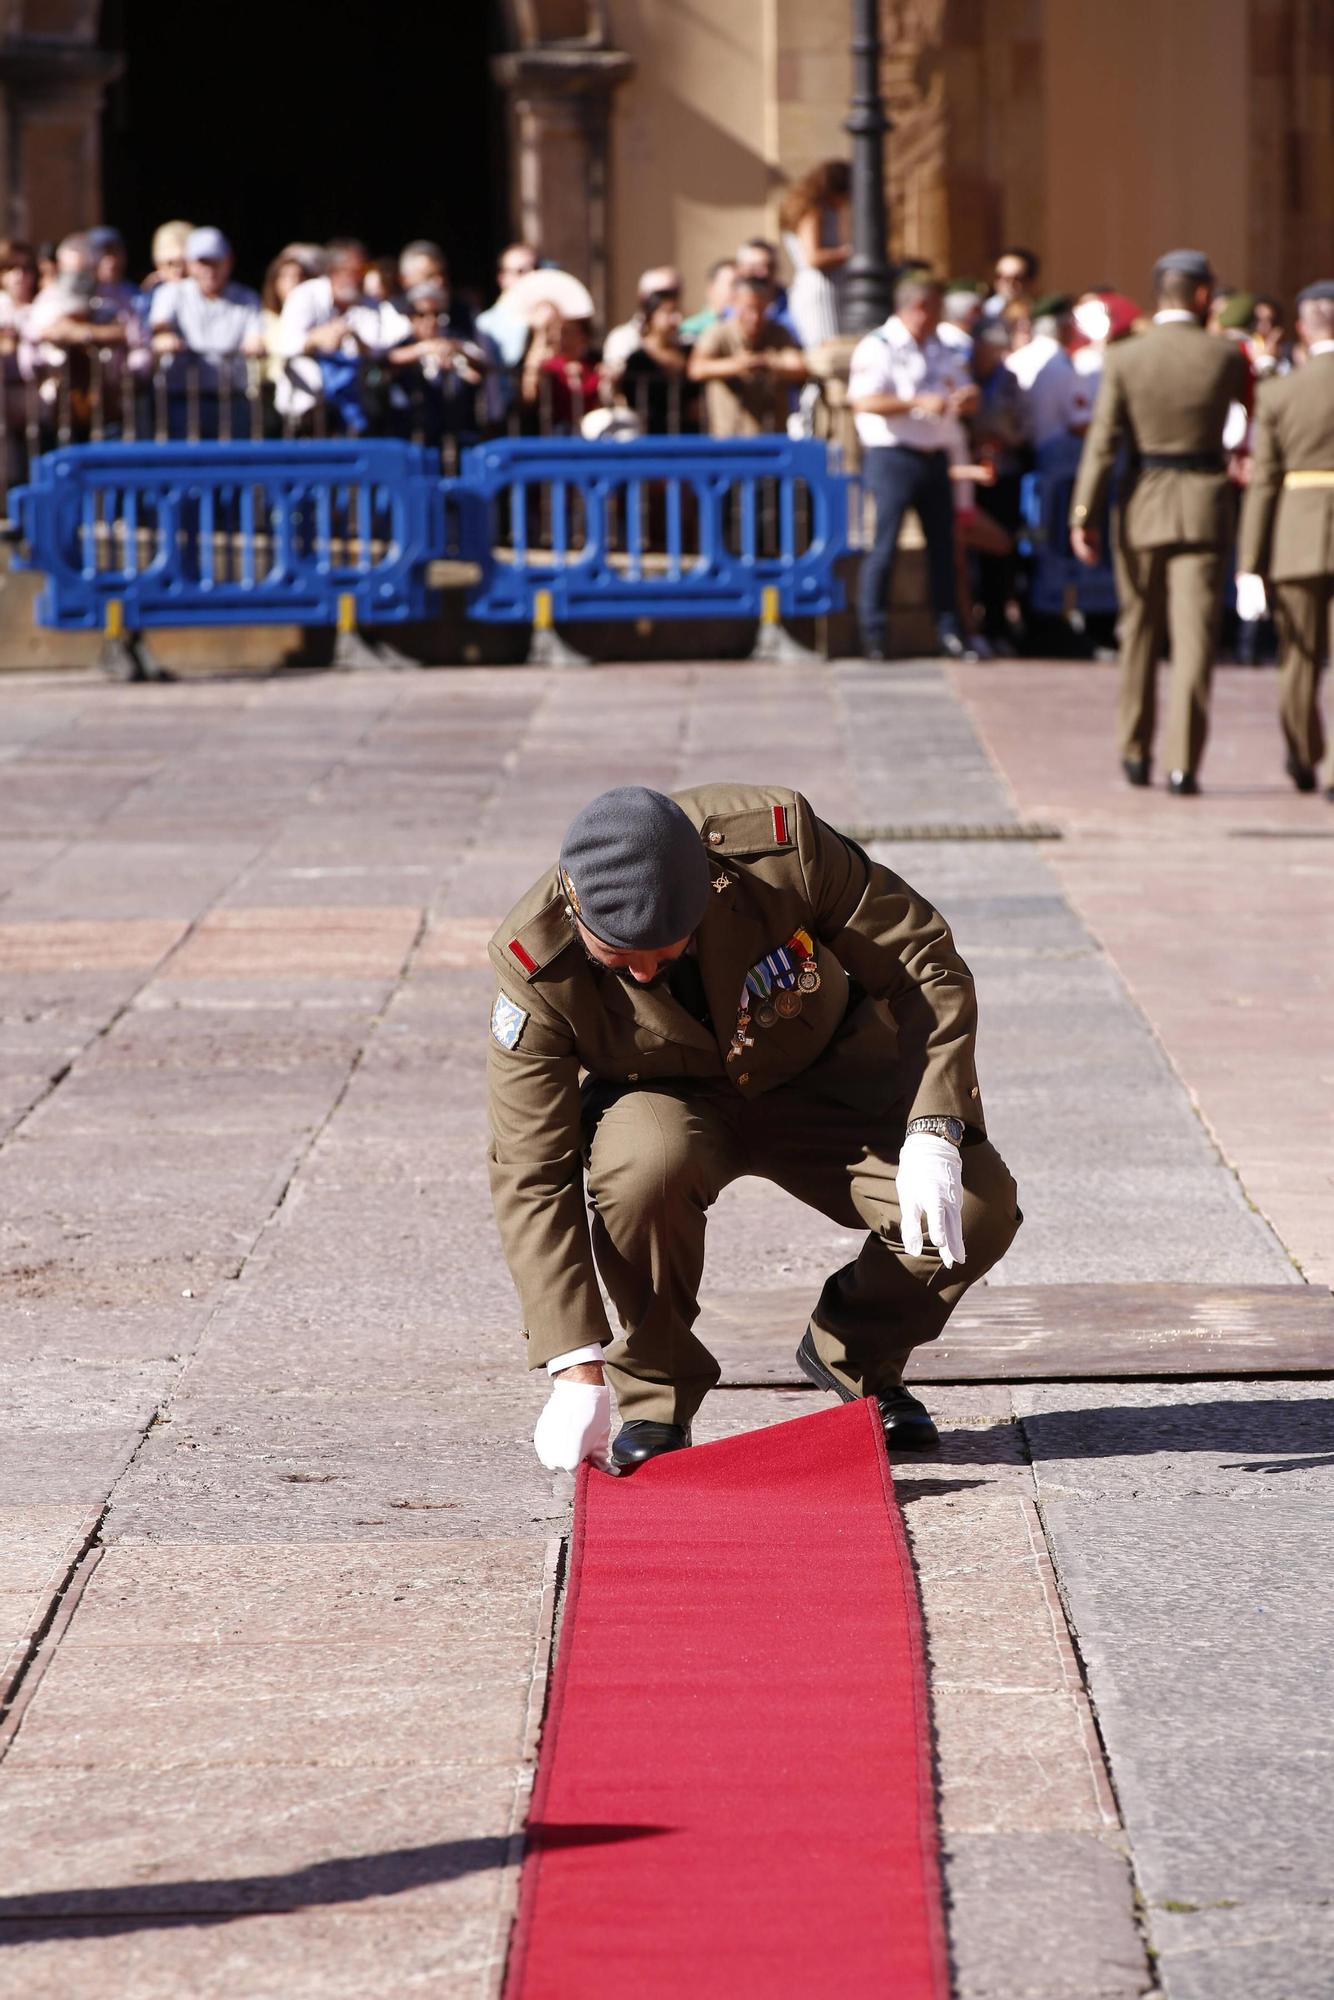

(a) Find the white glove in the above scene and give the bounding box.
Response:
[896,1132,965,1270]
[534,1378,611,1472]
[1235,572,1267,622]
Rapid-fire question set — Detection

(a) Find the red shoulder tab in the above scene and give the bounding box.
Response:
[772,804,790,845]
[508,937,538,975]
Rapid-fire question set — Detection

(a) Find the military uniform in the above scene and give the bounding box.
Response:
[487,785,1020,1427]
[1070,316,1249,778]
[1237,345,1334,782]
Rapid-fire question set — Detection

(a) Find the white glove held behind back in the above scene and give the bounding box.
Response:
[533,1379,611,1472]
[896,1131,966,1270]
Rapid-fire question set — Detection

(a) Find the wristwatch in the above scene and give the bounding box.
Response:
[907,1115,964,1147]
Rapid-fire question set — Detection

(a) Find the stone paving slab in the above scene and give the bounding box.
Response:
[1039,1491,1334,2000]
[8,1539,548,1775]
[942,1832,1147,2000]
[159,908,423,983]
[0,1904,512,2000]
[106,1392,566,1544]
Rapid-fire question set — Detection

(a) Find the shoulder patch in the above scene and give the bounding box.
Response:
[491,993,529,1050]
[698,802,798,856]
[503,893,576,983]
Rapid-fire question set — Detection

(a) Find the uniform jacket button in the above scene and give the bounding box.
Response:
[707,830,723,844]
[627,1071,639,1081]
[737,1072,749,1085]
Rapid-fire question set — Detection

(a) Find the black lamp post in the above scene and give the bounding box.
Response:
[843,0,893,333]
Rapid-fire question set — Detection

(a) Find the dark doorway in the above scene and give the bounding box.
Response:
[98,1,510,303]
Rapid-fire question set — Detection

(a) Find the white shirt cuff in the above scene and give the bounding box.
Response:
[545,1343,606,1377]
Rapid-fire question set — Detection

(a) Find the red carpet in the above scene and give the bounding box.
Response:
[505,1399,950,1998]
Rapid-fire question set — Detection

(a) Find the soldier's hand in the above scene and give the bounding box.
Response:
[1235,572,1267,621]
[1071,524,1100,566]
[896,1132,965,1270]
[534,1375,612,1472]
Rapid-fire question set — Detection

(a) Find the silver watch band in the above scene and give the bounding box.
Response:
[907,1115,964,1146]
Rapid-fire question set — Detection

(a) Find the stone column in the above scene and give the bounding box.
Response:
[492,44,634,326]
[0,39,122,244]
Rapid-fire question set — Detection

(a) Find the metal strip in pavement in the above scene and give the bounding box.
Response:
[697,1284,1334,1384]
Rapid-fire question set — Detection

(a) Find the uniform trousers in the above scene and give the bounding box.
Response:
[858,445,958,655]
[1273,579,1332,773]
[583,1074,1021,1426]
[1116,541,1224,774]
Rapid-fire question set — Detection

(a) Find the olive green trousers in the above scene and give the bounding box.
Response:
[1116,540,1225,775]
[583,1075,1021,1426]
[1274,579,1332,775]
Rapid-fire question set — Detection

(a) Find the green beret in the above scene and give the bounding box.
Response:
[559,787,711,951]
[1216,291,1256,330]
[1031,292,1074,320]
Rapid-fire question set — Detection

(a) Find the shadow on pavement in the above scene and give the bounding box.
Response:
[0,1824,669,1944]
[932,1397,1333,1471]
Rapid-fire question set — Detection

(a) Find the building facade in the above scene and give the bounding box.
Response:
[1,0,1330,318]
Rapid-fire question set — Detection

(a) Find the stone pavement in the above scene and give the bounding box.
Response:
[0,658,1329,1999]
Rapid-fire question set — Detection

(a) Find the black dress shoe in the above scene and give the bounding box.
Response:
[795,1328,939,1452]
[1168,769,1200,796]
[611,1421,691,1470]
[1122,757,1151,788]
[1285,751,1317,794]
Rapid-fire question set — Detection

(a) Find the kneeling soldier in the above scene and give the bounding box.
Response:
[487,786,1021,1472]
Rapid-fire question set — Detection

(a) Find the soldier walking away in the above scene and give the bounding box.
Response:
[487,786,1021,1474]
[1070,249,1250,795]
[1236,281,1334,799]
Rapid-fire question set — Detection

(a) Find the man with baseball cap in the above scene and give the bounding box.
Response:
[148,227,263,365]
[1237,280,1334,798]
[1070,248,1249,794]
[488,785,1020,1473]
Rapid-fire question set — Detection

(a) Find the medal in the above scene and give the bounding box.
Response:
[756,1002,778,1028]
[775,990,802,1019]
[797,966,820,994]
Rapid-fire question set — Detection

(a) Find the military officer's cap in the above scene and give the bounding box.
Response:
[1152,248,1212,286]
[558,786,712,950]
[1297,280,1334,305]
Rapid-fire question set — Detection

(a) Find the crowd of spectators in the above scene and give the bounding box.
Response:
[0,186,1316,651]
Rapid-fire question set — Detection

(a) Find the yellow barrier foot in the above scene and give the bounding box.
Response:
[749,587,820,665]
[526,588,591,668]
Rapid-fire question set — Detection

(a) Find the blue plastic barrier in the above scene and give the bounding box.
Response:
[9,438,488,631]
[456,435,851,624]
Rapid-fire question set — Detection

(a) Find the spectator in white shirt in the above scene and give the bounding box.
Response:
[848,274,979,659]
[148,227,264,433]
[149,228,263,364]
[1004,294,1093,462]
[477,242,538,370]
[275,238,410,426]
[25,231,147,428]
